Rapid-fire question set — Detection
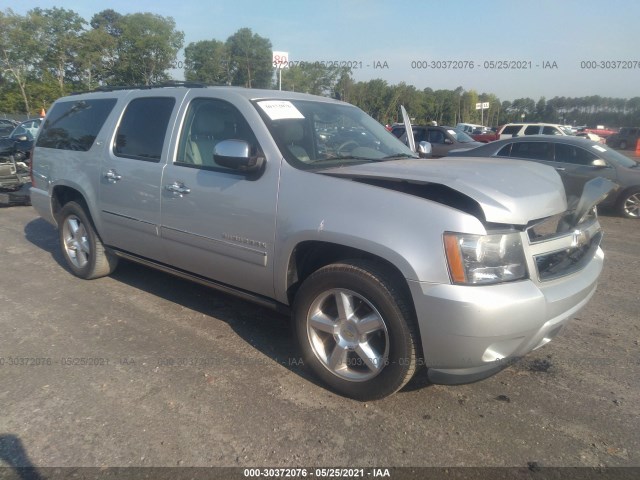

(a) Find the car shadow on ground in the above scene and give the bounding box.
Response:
[0,434,43,479]
[23,218,431,399]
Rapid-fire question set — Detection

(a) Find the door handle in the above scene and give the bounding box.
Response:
[165,181,191,196]
[104,169,122,182]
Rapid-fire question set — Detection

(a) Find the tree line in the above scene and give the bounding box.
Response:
[2,7,640,128]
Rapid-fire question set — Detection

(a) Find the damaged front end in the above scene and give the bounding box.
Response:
[0,155,31,207]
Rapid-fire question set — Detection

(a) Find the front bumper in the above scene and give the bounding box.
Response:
[408,246,603,384]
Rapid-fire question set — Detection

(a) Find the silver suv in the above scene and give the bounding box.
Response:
[499,123,574,139]
[30,85,611,400]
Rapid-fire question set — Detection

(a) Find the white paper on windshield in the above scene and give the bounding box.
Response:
[257,100,305,120]
[592,145,607,153]
[447,129,457,136]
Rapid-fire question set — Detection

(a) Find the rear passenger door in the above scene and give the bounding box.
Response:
[159,96,279,298]
[99,95,179,261]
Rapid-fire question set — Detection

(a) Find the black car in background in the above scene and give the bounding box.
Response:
[450,135,640,218]
[0,118,42,162]
[606,127,640,150]
[390,124,482,157]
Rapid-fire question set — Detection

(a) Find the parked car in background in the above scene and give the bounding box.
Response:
[498,123,574,139]
[471,127,500,143]
[0,119,19,137]
[450,135,640,218]
[606,127,640,150]
[576,131,605,144]
[0,118,42,162]
[580,126,617,139]
[390,124,482,157]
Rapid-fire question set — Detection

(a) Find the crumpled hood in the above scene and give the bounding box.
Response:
[320,157,567,225]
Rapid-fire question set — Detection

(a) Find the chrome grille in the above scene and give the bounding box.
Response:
[534,231,602,281]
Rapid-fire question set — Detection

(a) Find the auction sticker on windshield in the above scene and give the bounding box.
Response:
[257,100,305,120]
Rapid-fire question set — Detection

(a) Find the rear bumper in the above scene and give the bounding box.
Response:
[408,247,603,383]
[30,186,57,226]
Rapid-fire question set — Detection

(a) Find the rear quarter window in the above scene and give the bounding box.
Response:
[36,99,117,151]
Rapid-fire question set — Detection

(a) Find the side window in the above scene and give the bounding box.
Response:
[554,143,599,166]
[427,129,445,144]
[37,99,116,151]
[413,128,427,143]
[523,126,540,135]
[502,125,521,135]
[510,142,550,160]
[542,126,562,135]
[496,144,512,157]
[114,97,175,162]
[176,98,260,170]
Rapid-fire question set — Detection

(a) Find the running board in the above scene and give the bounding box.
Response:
[109,249,289,314]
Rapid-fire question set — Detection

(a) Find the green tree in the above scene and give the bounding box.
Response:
[33,7,86,94]
[280,63,350,96]
[225,28,273,88]
[0,9,44,113]
[113,13,184,85]
[184,40,229,85]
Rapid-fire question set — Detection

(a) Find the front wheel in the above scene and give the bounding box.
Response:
[58,201,118,279]
[292,260,421,401]
[618,188,640,218]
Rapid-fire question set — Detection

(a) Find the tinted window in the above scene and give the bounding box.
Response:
[524,126,540,135]
[176,98,260,170]
[497,144,512,157]
[427,129,446,144]
[37,100,116,151]
[554,143,599,166]
[391,127,405,138]
[502,125,521,135]
[114,97,175,161]
[510,142,550,160]
[412,128,428,143]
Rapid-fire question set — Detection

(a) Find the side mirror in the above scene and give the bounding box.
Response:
[213,140,264,173]
[14,135,28,142]
[591,159,608,168]
[417,141,432,158]
[444,138,453,145]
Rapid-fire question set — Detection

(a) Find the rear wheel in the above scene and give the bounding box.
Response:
[292,260,420,401]
[58,201,118,279]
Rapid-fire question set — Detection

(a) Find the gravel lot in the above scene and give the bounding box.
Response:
[0,205,638,475]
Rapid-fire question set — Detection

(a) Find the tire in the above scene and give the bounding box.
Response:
[619,140,627,150]
[292,259,420,401]
[618,188,640,219]
[58,201,119,279]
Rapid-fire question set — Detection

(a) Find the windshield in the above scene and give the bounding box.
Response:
[560,126,575,136]
[451,128,476,143]
[254,99,416,169]
[598,144,639,168]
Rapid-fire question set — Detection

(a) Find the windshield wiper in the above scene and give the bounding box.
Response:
[380,153,418,160]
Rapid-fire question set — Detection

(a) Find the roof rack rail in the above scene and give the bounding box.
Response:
[72,81,212,95]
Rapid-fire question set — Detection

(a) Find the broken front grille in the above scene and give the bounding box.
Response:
[526,210,602,282]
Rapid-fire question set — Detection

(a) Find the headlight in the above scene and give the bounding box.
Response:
[443,232,528,285]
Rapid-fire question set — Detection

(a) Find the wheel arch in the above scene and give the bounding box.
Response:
[284,240,416,311]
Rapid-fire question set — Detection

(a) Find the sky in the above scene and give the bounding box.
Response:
[3,0,640,101]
